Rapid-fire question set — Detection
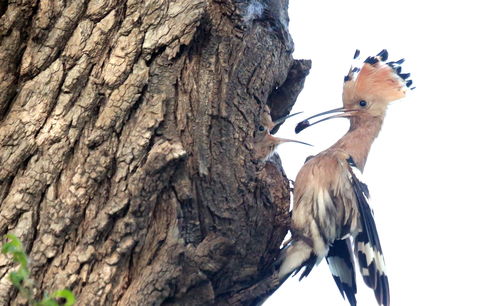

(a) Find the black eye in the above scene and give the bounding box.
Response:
[258,125,265,131]
[359,100,367,107]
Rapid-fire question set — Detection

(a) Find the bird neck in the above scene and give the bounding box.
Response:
[332,116,384,171]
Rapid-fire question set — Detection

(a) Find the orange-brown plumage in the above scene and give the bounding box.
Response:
[349,59,406,104]
[279,50,413,306]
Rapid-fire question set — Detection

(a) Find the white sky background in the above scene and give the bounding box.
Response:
[266,1,498,305]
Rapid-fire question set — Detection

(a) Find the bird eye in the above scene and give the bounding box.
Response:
[258,125,265,131]
[358,100,367,107]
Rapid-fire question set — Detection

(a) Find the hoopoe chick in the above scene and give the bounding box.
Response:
[279,50,413,306]
[254,105,311,161]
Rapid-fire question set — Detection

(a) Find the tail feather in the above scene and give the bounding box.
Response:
[326,239,357,306]
[297,253,317,281]
[278,240,314,281]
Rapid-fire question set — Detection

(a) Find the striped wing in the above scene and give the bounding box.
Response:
[326,238,357,306]
[347,157,390,306]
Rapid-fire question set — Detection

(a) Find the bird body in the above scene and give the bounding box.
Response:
[278,50,413,306]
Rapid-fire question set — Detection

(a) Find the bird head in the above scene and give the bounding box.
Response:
[254,106,312,161]
[296,49,414,133]
[259,105,277,135]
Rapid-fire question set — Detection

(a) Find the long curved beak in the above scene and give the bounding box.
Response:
[295,107,354,134]
[270,111,303,134]
[273,111,303,125]
[277,137,313,147]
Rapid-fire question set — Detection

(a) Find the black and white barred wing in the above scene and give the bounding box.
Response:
[326,238,357,306]
[347,158,390,306]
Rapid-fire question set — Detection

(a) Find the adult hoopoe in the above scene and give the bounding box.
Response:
[278,49,414,306]
[254,105,311,161]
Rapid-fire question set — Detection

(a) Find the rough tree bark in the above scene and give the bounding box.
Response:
[0,0,310,304]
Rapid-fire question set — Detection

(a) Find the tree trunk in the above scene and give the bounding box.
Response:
[0,0,310,304]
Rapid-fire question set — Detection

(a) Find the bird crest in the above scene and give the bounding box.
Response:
[343,49,414,107]
[295,49,413,134]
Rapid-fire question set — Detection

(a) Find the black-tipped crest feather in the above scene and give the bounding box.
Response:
[377,49,388,61]
[399,73,410,80]
[354,49,360,59]
[364,56,379,65]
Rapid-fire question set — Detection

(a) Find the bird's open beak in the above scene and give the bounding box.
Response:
[273,111,303,125]
[295,107,354,134]
[270,111,303,134]
[277,137,313,147]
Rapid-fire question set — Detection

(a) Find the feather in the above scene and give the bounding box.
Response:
[387,58,405,67]
[344,55,408,105]
[348,157,390,306]
[298,253,318,280]
[278,240,314,280]
[399,72,410,80]
[354,49,360,59]
[377,49,388,61]
[364,56,379,65]
[327,239,357,306]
